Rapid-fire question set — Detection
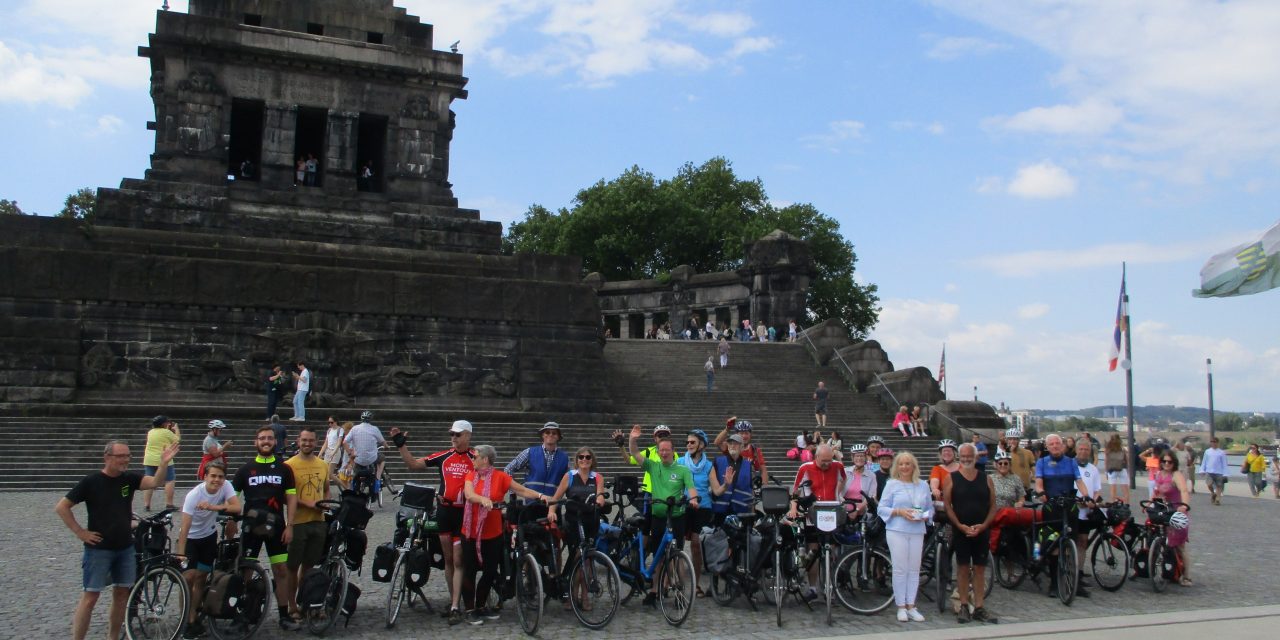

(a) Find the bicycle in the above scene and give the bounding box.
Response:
[491,497,564,635]
[125,508,189,640]
[596,492,697,626]
[1133,499,1189,592]
[303,491,372,634]
[927,517,995,614]
[554,493,622,629]
[1083,500,1132,592]
[382,482,442,628]
[832,492,895,615]
[991,492,1083,605]
[187,513,273,640]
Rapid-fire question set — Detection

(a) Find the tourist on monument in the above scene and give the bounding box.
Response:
[266,364,288,420]
[358,160,374,191]
[1104,434,1130,503]
[929,439,960,504]
[788,319,798,343]
[1151,450,1193,586]
[768,325,777,342]
[1072,439,1103,593]
[971,433,989,471]
[142,415,180,511]
[892,406,912,437]
[943,443,997,623]
[679,429,714,595]
[460,444,550,625]
[290,361,310,421]
[874,448,894,501]
[390,420,477,619]
[843,444,877,517]
[268,414,288,458]
[911,404,927,437]
[704,355,715,393]
[878,451,933,622]
[717,337,730,368]
[756,322,768,342]
[710,433,755,526]
[813,381,829,429]
[344,410,387,497]
[1034,434,1091,598]
[791,443,846,600]
[1198,437,1228,505]
[231,426,301,630]
[197,419,231,480]
[57,439,178,640]
[712,417,770,484]
[1004,429,1036,488]
[628,424,699,606]
[304,153,318,186]
[285,426,330,623]
[504,422,568,516]
[295,157,305,185]
[319,415,345,483]
[704,318,715,340]
[176,459,239,639]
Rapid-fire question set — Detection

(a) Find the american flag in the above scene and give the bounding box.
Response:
[938,344,946,383]
[1108,274,1127,371]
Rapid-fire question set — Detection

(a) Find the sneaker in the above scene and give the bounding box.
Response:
[1077,584,1091,598]
[802,587,818,602]
[956,606,971,623]
[467,610,484,626]
[447,608,464,626]
[1046,588,1058,599]
[897,608,909,622]
[278,617,301,631]
[643,592,657,608]
[181,621,205,639]
[906,608,925,622]
[477,606,500,620]
[971,606,997,623]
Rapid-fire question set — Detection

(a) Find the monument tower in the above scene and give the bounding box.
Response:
[0,0,612,415]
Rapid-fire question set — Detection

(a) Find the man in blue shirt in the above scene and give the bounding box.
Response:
[1197,436,1228,505]
[1034,433,1091,599]
[971,433,989,471]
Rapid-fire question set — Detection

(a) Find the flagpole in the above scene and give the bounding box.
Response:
[1123,263,1137,491]
[942,344,947,399]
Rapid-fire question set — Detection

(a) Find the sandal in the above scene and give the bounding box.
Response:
[1179,577,1193,587]
[696,587,707,598]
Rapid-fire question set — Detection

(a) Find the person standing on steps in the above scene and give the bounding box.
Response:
[142,415,180,511]
[813,381,829,430]
[266,364,288,420]
[718,337,730,368]
[290,361,310,421]
[704,355,715,393]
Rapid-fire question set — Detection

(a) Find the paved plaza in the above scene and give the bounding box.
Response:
[7,483,1279,639]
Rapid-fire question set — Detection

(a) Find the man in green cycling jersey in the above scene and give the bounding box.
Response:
[628,424,700,607]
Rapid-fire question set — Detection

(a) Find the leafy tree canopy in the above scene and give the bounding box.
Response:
[0,199,25,216]
[58,188,96,221]
[503,158,880,336]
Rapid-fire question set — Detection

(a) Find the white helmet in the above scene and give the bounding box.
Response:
[938,439,958,451]
[1005,428,1022,439]
[207,419,226,430]
[1168,511,1189,530]
[849,444,868,455]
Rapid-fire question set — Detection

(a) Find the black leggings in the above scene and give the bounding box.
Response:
[462,537,505,609]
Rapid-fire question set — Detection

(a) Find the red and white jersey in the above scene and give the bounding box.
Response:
[793,461,846,502]
[421,448,475,504]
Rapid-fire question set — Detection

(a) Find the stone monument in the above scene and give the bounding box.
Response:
[0,0,612,416]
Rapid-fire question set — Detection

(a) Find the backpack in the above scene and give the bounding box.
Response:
[700,528,731,574]
[297,568,329,611]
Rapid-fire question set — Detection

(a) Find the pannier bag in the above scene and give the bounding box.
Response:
[371,543,397,583]
[297,568,328,611]
[203,570,243,618]
[701,528,731,574]
[345,529,368,571]
[406,547,431,588]
[761,485,791,515]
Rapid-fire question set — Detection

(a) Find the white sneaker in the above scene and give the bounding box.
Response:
[897,608,908,622]
[907,608,925,622]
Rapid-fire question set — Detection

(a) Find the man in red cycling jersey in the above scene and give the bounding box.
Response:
[789,443,846,600]
[390,420,476,619]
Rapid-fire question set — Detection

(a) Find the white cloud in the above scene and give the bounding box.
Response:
[1006,160,1077,199]
[987,98,1124,136]
[91,114,123,136]
[891,120,946,135]
[925,35,1008,61]
[966,230,1259,277]
[944,283,959,293]
[0,42,92,107]
[1017,303,1050,319]
[728,36,776,58]
[675,11,753,37]
[801,119,865,152]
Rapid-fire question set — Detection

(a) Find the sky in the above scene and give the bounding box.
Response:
[2,0,1278,413]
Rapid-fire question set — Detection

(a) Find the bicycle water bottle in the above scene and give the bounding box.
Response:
[1032,541,1041,562]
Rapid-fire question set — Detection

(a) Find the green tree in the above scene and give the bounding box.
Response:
[503,158,881,336]
[1216,413,1244,432]
[58,188,96,222]
[0,199,25,216]
[1245,414,1271,430]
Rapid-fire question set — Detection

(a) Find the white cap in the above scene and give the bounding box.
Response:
[449,420,473,433]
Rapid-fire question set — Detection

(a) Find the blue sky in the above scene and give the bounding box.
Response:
[2,1,1278,412]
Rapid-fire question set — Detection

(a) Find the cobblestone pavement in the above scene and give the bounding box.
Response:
[7,488,1279,640]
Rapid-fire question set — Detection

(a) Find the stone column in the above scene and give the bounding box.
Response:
[728,306,739,334]
[326,112,358,192]
[618,314,631,339]
[261,104,296,189]
[643,313,654,338]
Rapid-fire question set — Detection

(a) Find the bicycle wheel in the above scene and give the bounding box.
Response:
[994,535,1027,589]
[386,553,407,628]
[1056,539,1078,606]
[1090,533,1130,592]
[834,549,894,615]
[206,561,271,640]
[772,548,784,627]
[306,558,348,636]
[1149,538,1169,593]
[983,549,995,597]
[934,540,950,614]
[709,573,736,606]
[125,563,188,640]
[657,549,696,626]
[515,553,543,635]
[823,548,834,625]
[570,549,621,629]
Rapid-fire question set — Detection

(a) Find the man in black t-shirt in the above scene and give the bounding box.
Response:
[232,425,300,631]
[56,439,177,640]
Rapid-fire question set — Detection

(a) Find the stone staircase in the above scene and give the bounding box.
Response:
[0,340,941,493]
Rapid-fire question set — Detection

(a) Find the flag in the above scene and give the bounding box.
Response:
[1193,221,1280,298]
[938,345,946,384]
[1108,274,1127,372]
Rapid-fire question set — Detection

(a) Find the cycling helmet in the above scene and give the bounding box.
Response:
[938,439,958,451]
[151,415,170,427]
[1168,511,1189,530]
[688,429,708,445]
[1004,428,1022,439]
[866,435,884,445]
[849,443,868,455]
[360,410,374,422]
[207,419,226,430]
[876,448,894,458]
[733,419,753,432]
[993,450,1012,462]
[653,424,672,436]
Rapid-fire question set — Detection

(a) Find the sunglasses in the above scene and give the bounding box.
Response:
[686,440,700,445]
[1161,459,1175,464]
[577,454,593,460]
[449,433,464,438]
[995,460,1010,465]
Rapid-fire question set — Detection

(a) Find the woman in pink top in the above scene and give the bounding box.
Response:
[1151,451,1192,586]
[892,406,912,437]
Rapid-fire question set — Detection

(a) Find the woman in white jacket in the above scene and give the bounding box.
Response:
[876,451,935,622]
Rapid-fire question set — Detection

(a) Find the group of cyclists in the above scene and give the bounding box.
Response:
[58,412,1195,639]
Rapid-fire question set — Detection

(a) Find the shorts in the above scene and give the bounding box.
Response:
[1075,515,1100,536]
[287,521,328,570]
[242,529,289,565]
[648,512,687,549]
[82,546,136,592]
[683,507,714,539]
[186,534,218,572]
[1206,473,1225,491]
[1107,469,1129,485]
[951,530,990,565]
[144,465,176,482]
[436,505,464,537]
[814,405,827,415]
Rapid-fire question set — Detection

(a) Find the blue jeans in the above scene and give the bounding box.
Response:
[706,371,714,392]
[144,464,175,482]
[293,390,307,420]
[82,546,135,592]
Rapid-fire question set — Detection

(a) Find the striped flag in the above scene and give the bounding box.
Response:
[938,345,946,383]
[1108,274,1127,372]
[1193,221,1280,298]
